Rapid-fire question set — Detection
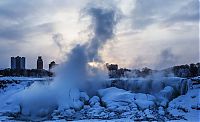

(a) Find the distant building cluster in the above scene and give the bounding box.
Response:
[106,63,131,78]
[1,56,199,78]
[10,56,57,71]
[106,63,200,78]
[0,56,58,77]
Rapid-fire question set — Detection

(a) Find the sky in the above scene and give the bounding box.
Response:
[0,0,199,70]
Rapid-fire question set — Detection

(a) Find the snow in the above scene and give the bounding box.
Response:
[144,109,155,119]
[156,86,175,107]
[80,92,89,103]
[167,88,200,121]
[0,77,55,121]
[98,87,135,104]
[158,106,165,115]
[0,76,199,121]
[89,96,100,107]
[0,77,49,81]
[98,87,136,112]
[45,118,134,122]
[134,93,156,101]
[135,100,155,110]
[98,87,157,111]
[108,77,191,96]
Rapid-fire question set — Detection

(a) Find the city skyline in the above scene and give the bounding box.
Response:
[8,56,56,70]
[0,1,199,121]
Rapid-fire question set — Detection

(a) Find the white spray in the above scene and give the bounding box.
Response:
[15,4,121,118]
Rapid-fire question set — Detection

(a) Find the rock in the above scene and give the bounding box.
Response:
[134,110,145,121]
[135,100,155,110]
[109,112,116,118]
[98,87,135,109]
[89,96,100,107]
[60,109,75,117]
[156,86,175,107]
[129,103,138,110]
[191,104,200,110]
[80,92,89,103]
[87,106,105,118]
[83,105,90,109]
[144,109,155,119]
[72,100,84,111]
[158,107,165,115]
[135,93,156,101]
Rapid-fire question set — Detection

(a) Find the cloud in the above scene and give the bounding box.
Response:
[84,4,121,61]
[164,0,199,25]
[131,0,198,30]
[156,48,178,69]
[0,0,198,70]
[0,0,76,68]
[0,22,54,41]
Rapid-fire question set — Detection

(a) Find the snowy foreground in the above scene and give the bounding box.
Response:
[0,77,199,121]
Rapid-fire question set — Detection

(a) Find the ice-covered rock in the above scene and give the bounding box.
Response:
[144,109,155,119]
[156,86,175,107]
[89,96,100,107]
[163,77,191,95]
[134,93,156,101]
[98,87,136,113]
[158,107,165,115]
[80,92,89,103]
[62,88,84,111]
[108,77,191,96]
[167,88,200,121]
[72,100,84,111]
[98,87,135,105]
[98,87,158,112]
[134,93,156,110]
[87,106,107,119]
[135,100,155,110]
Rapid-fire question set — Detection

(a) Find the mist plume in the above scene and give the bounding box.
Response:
[16,3,121,118]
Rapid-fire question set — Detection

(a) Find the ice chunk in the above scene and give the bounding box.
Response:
[98,87,137,113]
[89,96,100,107]
[134,93,156,101]
[156,86,175,107]
[134,100,155,110]
[144,109,155,119]
[158,107,165,115]
[80,92,89,103]
[167,88,200,121]
[98,87,135,105]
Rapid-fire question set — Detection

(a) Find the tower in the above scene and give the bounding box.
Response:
[37,56,43,70]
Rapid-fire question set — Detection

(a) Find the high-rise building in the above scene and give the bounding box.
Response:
[11,56,26,70]
[20,57,25,69]
[37,56,43,70]
[11,57,16,69]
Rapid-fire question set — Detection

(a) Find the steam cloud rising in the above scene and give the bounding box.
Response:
[86,7,120,61]
[16,4,120,118]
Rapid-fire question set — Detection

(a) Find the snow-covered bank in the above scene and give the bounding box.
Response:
[167,88,200,121]
[0,77,51,81]
[49,85,200,122]
[0,76,199,121]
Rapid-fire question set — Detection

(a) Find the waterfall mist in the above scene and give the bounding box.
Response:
[15,3,121,118]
